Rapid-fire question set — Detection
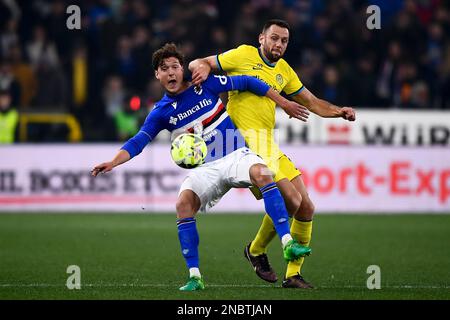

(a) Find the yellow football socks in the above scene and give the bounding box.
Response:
[249,214,277,256]
[286,219,313,278]
[249,215,314,279]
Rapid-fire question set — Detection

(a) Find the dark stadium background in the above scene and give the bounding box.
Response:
[0,0,449,301]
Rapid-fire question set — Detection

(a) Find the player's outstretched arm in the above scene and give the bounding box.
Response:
[91,149,131,177]
[189,56,218,86]
[293,87,356,121]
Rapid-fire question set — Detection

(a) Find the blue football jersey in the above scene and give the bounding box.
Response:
[121,74,270,163]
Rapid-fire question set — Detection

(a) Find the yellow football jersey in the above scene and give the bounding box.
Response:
[216,44,304,161]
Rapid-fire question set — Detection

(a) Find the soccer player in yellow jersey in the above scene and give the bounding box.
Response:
[189,19,356,288]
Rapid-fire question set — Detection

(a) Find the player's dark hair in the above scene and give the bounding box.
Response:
[262,19,291,33]
[152,43,185,70]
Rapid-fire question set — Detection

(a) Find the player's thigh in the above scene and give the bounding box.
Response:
[248,163,275,187]
[290,175,315,221]
[178,165,223,213]
[176,189,201,219]
[229,148,267,187]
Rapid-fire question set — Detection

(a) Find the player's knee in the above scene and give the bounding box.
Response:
[249,164,273,188]
[176,198,196,219]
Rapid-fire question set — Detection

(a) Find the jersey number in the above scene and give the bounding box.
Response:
[214,75,228,85]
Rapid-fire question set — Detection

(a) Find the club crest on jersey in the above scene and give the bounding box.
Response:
[194,85,203,95]
[276,74,284,85]
[169,116,178,125]
[171,101,177,109]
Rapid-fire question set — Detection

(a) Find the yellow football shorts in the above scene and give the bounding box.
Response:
[271,154,301,183]
[249,154,301,200]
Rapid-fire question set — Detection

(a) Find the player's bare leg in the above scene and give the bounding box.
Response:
[283,175,315,289]
[276,178,302,216]
[176,190,205,291]
[176,190,201,219]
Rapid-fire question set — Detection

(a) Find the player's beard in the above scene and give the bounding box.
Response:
[263,46,283,63]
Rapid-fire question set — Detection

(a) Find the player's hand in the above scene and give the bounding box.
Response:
[281,100,309,122]
[91,162,114,177]
[190,62,211,86]
[340,107,356,121]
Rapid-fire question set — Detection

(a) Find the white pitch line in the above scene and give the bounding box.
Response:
[0,283,449,289]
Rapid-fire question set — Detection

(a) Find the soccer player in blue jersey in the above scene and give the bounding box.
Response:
[91,43,311,291]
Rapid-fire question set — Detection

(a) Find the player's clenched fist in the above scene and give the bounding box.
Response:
[340,107,356,121]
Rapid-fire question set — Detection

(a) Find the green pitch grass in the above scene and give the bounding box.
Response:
[0,213,449,300]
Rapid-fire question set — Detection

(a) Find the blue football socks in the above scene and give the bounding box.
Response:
[177,217,200,269]
[260,182,291,240]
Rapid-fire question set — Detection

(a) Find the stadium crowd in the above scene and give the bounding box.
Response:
[0,0,449,142]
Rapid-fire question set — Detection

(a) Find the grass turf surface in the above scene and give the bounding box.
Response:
[0,213,449,300]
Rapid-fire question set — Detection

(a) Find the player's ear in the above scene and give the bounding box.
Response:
[155,70,159,80]
[258,33,265,45]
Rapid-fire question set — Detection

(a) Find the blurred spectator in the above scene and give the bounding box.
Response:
[110,35,136,87]
[208,26,229,54]
[26,25,60,69]
[425,22,445,107]
[44,0,72,61]
[102,74,126,118]
[349,55,378,107]
[131,25,153,91]
[410,81,430,109]
[114,94,140,141]
[143,78,164,109]
[316,65,347,106]
[231,2,259,45]
[9,45,37,108]
[0,89,18,144]
[0,59,21,106]
[294,49,324,93]
[130,0,153,27]
[32,56,68,109]
[442,43,450,109]
[1,19,19,57]
[396,61,421,108]
[376,40,402,106]
[71,44,89,108]
[179,41,196,66]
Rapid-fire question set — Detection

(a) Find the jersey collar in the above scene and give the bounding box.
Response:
[258,47,276,68]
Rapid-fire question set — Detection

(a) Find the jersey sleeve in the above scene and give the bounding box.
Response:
[120,109,164,158]
[216,45,248,72]
[282,63,305,97]
[204,74,270,96]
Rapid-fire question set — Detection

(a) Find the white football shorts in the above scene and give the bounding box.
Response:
[178,147,266,212]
